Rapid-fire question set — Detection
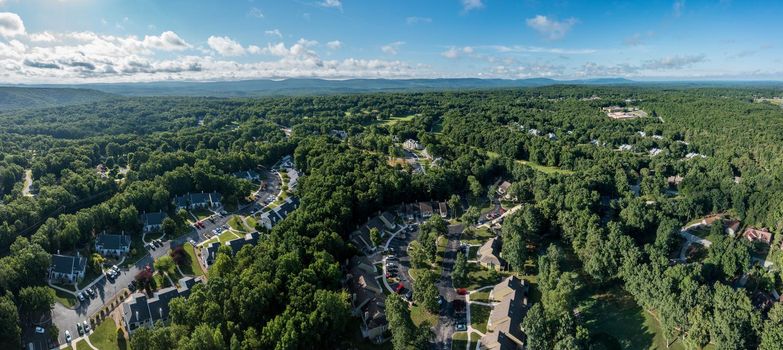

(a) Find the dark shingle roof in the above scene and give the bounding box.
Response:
[51,254,86,275]
[141,211,167,226]
[96,233,131,251]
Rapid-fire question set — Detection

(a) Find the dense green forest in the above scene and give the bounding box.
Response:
[3,85,783,349]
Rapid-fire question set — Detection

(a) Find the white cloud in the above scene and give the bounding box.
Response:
[406,17,432,25]
[207,36,246,56]
[265,29,282,38]
[0,12,25,37]
[462,0,484,12]
[381,41,404,55]
[642,54,705,69]
[144,31,190,51]
[441,46,474,59]
[492,45,595,55]
[673,1,684,17]
[248,7,264,19]
[321,0,342,9]
[326,40,342,50]
[29,31,56,42]
[525,15,578,40]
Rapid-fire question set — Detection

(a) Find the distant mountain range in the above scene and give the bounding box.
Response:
[0,87,114,112]
[9,78,637,98]
[1,78,782,111]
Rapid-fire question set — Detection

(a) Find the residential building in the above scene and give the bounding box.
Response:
[345,257,387,344]
[232,170,261,182]
[49,254,87,283]
[419,201,433,218]
[258,197,299,229]
[497,181,512,196]
[402,139,423,151]
[490,276,527,302]
[438,202,448,218]
[667,175,684,186]
[478,237,505,271]
[173,192,222,210]
[202,231,261,267]
[95,232,132,257]
[481,276,527,350]
[725,220,741,237]
[122,277,202,334]
[379,211,397,230]
[618,144,633,151]
[141,211,167,233]
[744,228,772,245]
[286,168,300,189]
[649,148,662,156]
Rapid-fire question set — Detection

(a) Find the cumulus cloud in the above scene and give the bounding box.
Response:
[321,0,342,9]
[381,41,405,55]
[265,29,282,38]
[29,31,56,42]
[0,12,25,37]
[525,15,578,40]
[326,40,342,50]
[248,7,264,19]
[406,17,432,24]
[208,36,247,56]
[441,46,474,59]
[462,0,484,12]
[144,31,190,51]
[576,54,706,77]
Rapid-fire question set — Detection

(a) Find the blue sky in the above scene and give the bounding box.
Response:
[0,0,780,83]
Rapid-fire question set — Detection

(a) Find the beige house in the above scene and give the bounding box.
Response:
[478,237,506,271]
[481,275,528,350]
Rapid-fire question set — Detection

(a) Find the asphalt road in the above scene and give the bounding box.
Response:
[435,224,465,349]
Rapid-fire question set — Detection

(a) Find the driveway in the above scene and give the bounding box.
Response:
[435,224,465,349]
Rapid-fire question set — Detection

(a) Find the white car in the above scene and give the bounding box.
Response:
[34,326,45,334]
[83,321,91,332]
[64,330,72,342]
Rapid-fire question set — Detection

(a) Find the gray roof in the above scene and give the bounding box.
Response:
[226,231,261,255]
[141,211,167,226]
[233,170,261,180]
[202,242,221,266]
[96,233,131,251]
[123,277,201,328]
[51,254,86,275]
[174,192,222,207]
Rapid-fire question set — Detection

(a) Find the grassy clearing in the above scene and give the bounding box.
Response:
[190,208,213,220]
[180,243,205,277]
[218,230,241,243]
[246,216,258,229]
[410,304,438,327]
[122,236,148,268]
[452,332,477,350]
[582,286,684,350]
[486,150,573,175]
[227,215,250,232]
[74,340,91,350]
[462,263,503,290]
[461,228,494,245]
[470,304,491,333]
[470,290,490,302]
[380,115,416,126]
[50,287,76,307]
[89,320,125,350]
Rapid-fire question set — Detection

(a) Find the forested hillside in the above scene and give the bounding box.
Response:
[3,85,783,349]
[0,87,114,112]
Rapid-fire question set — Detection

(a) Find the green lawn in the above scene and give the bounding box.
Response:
[461,228,494,245]
[74,340,91,350]
[470,304,491,333]
[121,236,147,268]
[452,332,477,350]
[218,230,241,243]
[228,215,250,232]
[410,304,438,327]
[461,263,503,290]
[380,114,416,126]
[180,243,205,277]
[89,320,126,350]
[486,150,574,175]
[582,286,685,350]
[50,287,77,308]
[246,216,258,229]
[190,208,213,220]
[470,291,490,303]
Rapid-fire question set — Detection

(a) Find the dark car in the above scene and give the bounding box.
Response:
[404,290,413,301]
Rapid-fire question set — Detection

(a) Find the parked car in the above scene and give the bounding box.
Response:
[455,323,467,331]
[85,288,95,298]
[77,293,84,302]
[34,326,45,334]
[76,323,83,336]
[83,321,90,332]
[64,330,71,343]
[456,288,468,295]
[404,290,413,301]
[128,282,136,292]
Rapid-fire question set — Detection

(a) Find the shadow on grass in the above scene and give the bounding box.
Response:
[582,286,657,350]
